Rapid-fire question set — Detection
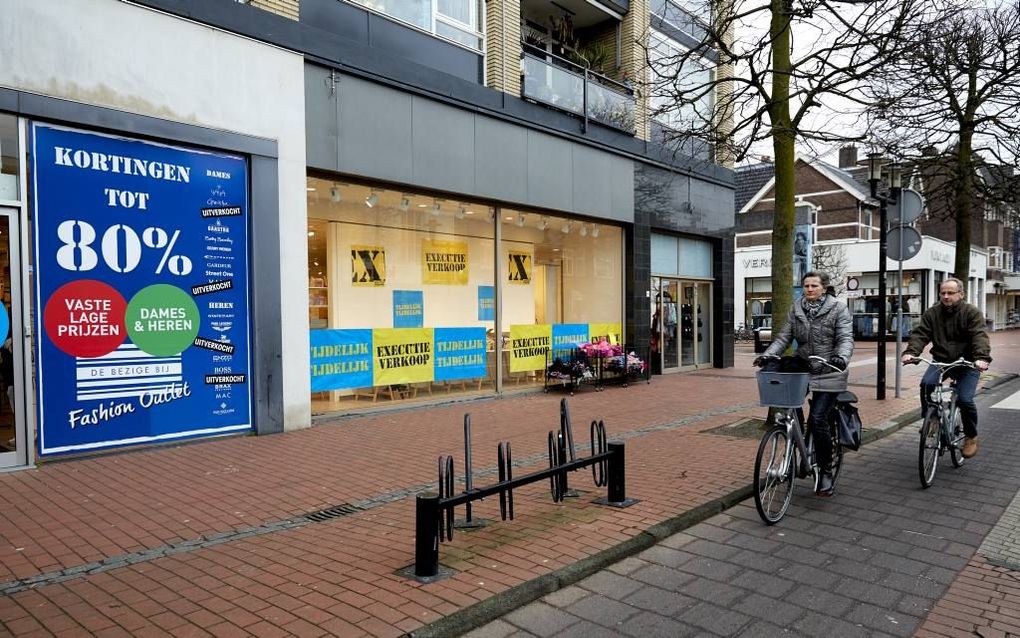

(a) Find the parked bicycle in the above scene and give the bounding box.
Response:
[906,356,976,488]
[735,323,755,342]
[752,355,856,524]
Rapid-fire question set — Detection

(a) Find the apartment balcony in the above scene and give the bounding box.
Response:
[521,44,636,134]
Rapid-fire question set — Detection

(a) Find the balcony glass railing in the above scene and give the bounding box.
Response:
[521,45,636,134]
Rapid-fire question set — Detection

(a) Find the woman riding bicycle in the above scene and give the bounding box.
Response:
[754,271,854,496]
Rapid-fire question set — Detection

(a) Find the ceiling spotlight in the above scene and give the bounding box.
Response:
[580,224,588,237]
[330,185,342,203]
[365,191,380,208]
[516,213,526,227]
[313,259,320,266]
[561,222,571,234]
[399,195,411,212]
[456,205,466,220]
[591,225,600,238]
[538,217,549,231]
[431,200,442,216]
[307,230,315,237]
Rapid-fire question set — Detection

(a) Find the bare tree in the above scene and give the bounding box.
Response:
[812,243,849,295]
[646,0,934,328]
[868,0,1020,279]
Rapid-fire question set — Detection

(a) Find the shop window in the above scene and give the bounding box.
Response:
[0,114,18,201]
[307,178,496,413]
[501,210,624,390]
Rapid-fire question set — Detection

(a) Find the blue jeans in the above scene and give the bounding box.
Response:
[920,366,980,438]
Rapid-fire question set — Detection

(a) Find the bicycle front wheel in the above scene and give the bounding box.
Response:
[949,407,965,468]
[754,425,796,524]
[918,408,940,488]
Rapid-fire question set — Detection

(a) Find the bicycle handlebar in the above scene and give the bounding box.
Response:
[754,354,844,373]
[902,356,977,369]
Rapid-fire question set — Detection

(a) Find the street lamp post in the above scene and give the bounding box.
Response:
[868,152,887,401]
[889,163,903,399]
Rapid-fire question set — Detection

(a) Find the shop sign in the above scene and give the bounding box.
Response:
[31,124,252,455]
[509,324,552,373]
[477,285,494,321]
[422,239,468,285]
[845,276,862,298]
[434,327,487,381]
[351,245,386,286]
[393,290,423,328]
[373,328,434,386]
[589,322,622,345]
[507,250,532,284]
[309,329,373,391]
[552,324,589,361]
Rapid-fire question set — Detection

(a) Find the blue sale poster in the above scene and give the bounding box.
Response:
[477,285,494,321]
[309,329,373,391]
[434,327,486,381]
[31,124,253,455]
[552,323,589,360]
[392,290,423,328]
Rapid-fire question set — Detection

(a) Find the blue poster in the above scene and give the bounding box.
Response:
[393,290,423,328]
[309,329,373,391]
[31,124,252,455]
[478,285,494,321]
[552,323,589,360]
[434,327,487,381]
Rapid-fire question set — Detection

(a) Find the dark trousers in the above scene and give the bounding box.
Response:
[808,391,839,470]
[920,366,980,438]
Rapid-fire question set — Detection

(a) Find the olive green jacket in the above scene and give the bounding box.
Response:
[904,301,992,364]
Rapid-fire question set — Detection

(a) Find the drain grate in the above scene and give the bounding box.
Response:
[305,503,364,522]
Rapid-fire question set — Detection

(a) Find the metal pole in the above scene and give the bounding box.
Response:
[894,189,904,398]
[414,492,440,578]
[606,442,626,504]
[463,415,473,522]
[877,190,888,401]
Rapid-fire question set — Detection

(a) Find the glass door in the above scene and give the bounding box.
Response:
[0,208,25,468]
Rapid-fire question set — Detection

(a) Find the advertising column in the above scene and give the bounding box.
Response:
[32,124,253,455]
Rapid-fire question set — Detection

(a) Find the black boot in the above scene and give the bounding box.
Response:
[816,471,834,497]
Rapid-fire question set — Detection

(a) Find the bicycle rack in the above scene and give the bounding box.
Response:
[407,398,636,582]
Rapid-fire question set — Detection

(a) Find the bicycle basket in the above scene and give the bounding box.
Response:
[756,371,811,408]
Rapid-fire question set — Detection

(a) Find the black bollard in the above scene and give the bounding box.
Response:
[414,492,441,578]
[607,442,628,505]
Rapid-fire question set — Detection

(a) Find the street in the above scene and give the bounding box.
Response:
[471,377,1020,637]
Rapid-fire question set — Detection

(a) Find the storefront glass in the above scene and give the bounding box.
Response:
[306,178,625,412]
[0,114,19,201]
[650,233,713,372]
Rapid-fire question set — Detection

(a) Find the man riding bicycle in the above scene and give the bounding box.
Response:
[754,271,854,496]
[901,277,991,459]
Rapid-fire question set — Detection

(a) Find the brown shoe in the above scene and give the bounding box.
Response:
[962,437,978,459]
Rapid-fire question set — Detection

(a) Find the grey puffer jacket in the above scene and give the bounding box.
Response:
[763,294,854,392]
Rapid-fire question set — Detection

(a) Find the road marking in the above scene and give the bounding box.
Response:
[991,389,1020,410]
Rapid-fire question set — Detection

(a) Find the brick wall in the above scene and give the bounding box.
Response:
[620,0,651,140]
[486,0,522,95]
[249,0,298,20]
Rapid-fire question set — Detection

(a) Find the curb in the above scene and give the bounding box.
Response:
[407,373,1020,638]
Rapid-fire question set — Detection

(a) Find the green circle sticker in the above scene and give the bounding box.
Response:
[126,284,200,356]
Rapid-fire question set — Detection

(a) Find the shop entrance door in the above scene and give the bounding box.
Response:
[0,208,26,468]
[652,277,712,373]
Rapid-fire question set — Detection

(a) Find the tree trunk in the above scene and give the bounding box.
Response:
[769,0,795,332]
[953,126,974,281]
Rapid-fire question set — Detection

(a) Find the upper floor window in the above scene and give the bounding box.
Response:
[652,0,709,40]
[347,0,483,51]
[649,30,714,132]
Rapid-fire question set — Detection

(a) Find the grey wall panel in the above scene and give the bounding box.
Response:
[572,145,615,219]
[305,64,339,171]
[411,97,476,195]
[338,76,413,183]
[526,131,573,213]
[610,159,635,222]
[474,117,528,202]
[689,179,736,233]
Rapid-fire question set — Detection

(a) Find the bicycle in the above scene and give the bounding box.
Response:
[906,356,976,489]
[752,355,854,525]
[735,323,754,342]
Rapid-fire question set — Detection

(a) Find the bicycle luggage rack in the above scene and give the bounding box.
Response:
[404,398,637,583]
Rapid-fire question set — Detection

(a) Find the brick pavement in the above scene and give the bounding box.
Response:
[0,333,1014,636]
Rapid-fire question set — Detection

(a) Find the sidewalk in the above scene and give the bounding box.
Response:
[0,336,1013,637]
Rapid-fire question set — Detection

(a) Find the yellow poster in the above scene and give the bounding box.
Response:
[509,324,551,373]
[507,250,532,284]
[422,239,468,285]
[589,322,622,345]
[351,245,386,287]
[372,328,435,386]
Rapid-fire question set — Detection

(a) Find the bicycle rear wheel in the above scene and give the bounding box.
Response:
[829,432,845,491]
[918,408,940,488]
[949,407,965,468]
[754,425,796,524]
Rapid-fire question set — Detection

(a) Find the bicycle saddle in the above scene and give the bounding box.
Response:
[836,391,858,404]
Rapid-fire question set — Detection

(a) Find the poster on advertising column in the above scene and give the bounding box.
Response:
[31,124,253,455]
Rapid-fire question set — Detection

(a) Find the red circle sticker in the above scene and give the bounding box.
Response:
[44,280,128,358]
